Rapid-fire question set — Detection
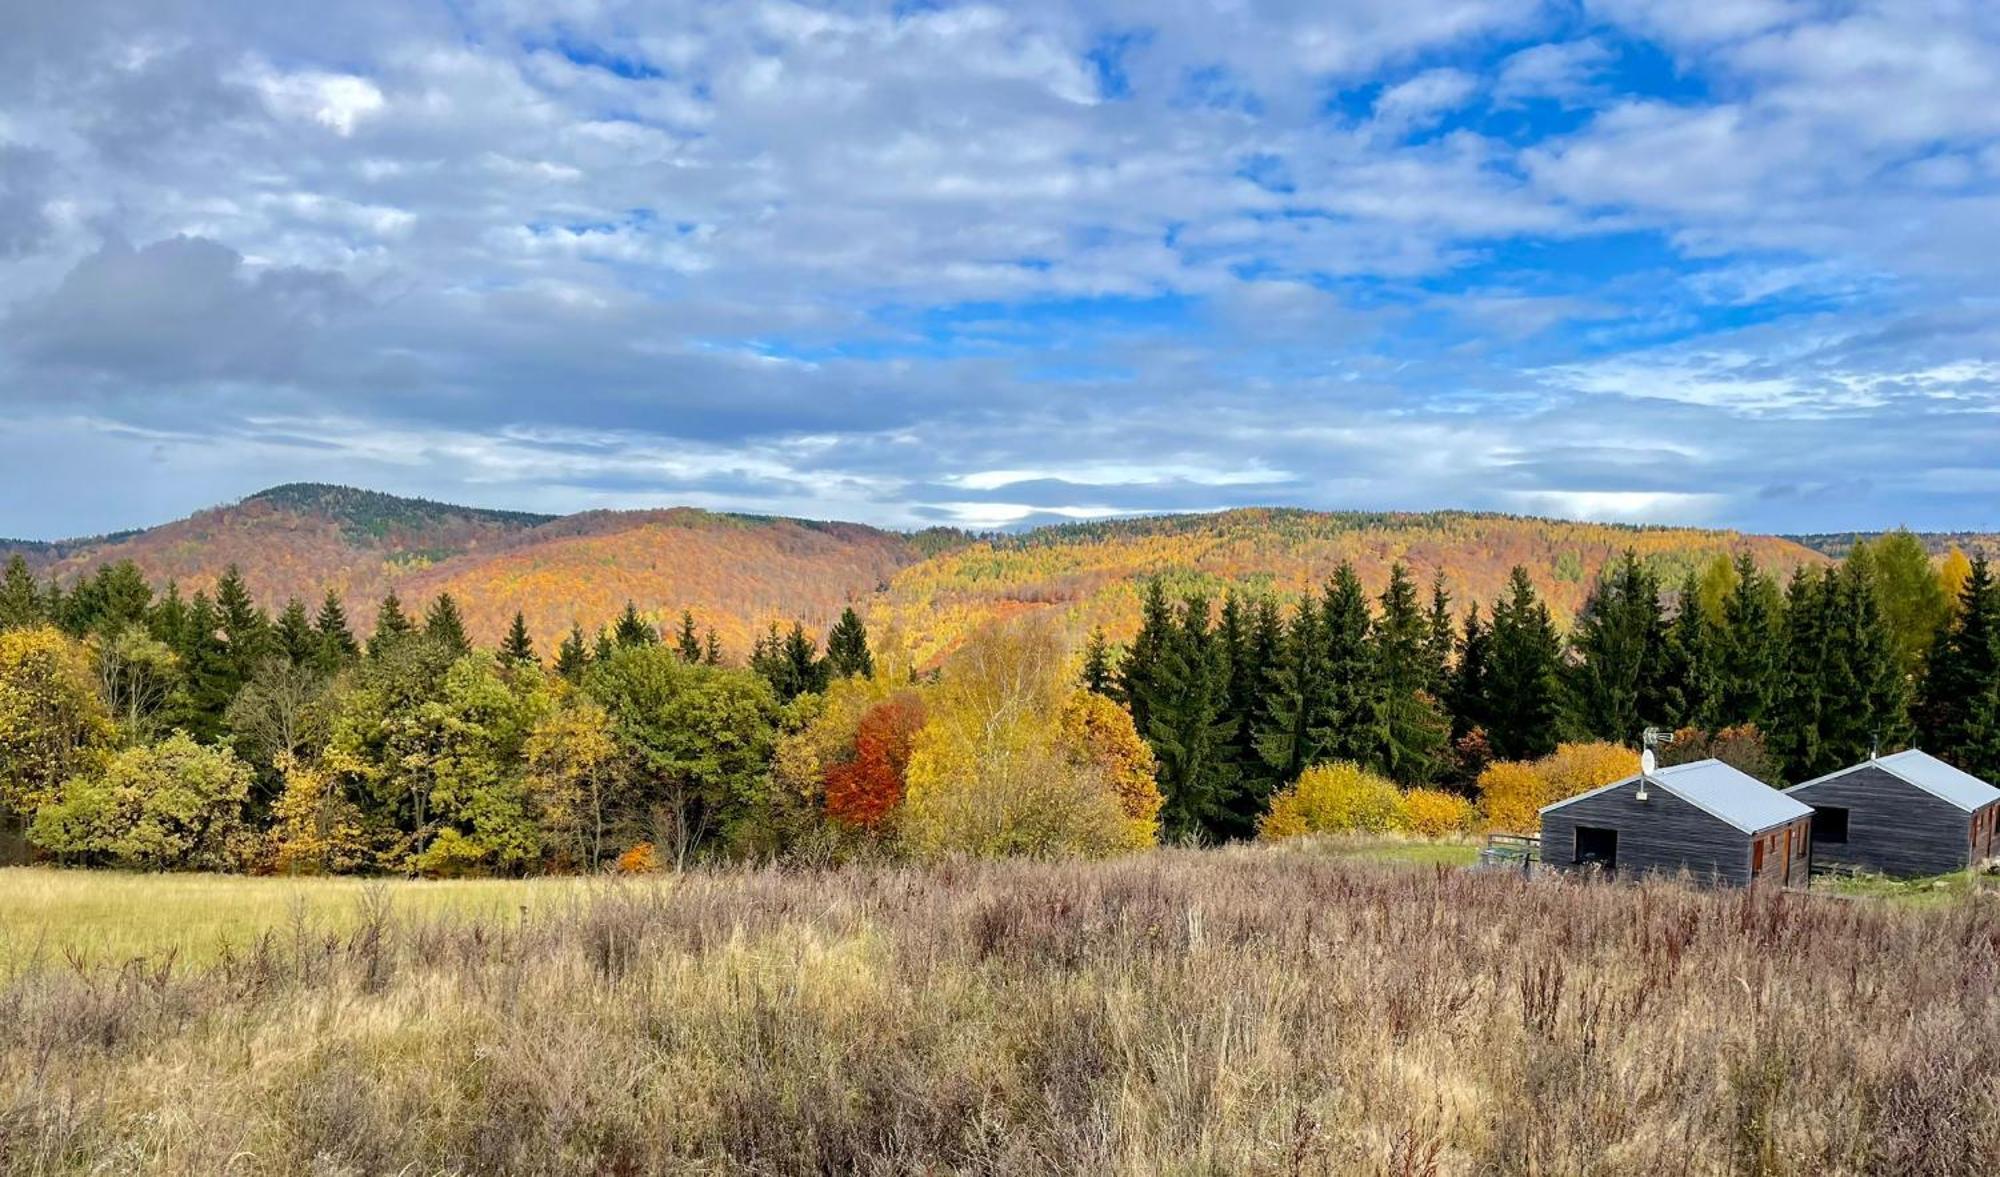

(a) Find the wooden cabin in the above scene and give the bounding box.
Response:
[1539,758,1814,887]
[1786,749,2000,878]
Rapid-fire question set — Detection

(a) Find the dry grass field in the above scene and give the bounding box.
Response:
[1,846,1997,1175]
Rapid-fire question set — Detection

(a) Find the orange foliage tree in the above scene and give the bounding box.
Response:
[1478,742,1637,832]
[823,692,926,830]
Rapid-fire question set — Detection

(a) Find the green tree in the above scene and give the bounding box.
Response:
[1916,554,2000,779]
[165,593,232,742]
[1861,529,1950,677]
[612,601,657,648]
[502,611,537,666]
[1256,594,1325,787]
[0,555,44,631]
[1657,573,1717,731]
[313,590,359,672]
[1145,593,1238,842]
[1424,572,1455,698]
[1369,563,1449,785]
[423,593,471,656]
[1079,628,1115,694]
[368,592,414,659]
[274,597,316,666]
[1483,567,1563,761]
[31,733,253,870]
[1314,564,1377,765]
[825,606,874,679]
[1448,603,1491,740]
[91,624,181,740]
[555,624,591,681]
[1715,553,1783,728]
[1563,550,1667,742]
[213,566,271,691]
[675,610,704,664]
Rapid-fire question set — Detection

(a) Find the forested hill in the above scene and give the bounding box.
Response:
[11,489,1836,658]
[1789,529,1998,558]
[876,507,1829,666]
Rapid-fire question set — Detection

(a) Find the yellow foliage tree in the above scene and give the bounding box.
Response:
[523,691,619,871]
[1478,742,1637,833]
[1401,788,1475,838]
[1059,689,1165,846]
[266,752,376,875]
[0,626,113,822]
[1258,762,1406,840]
[1939,545,1974,614]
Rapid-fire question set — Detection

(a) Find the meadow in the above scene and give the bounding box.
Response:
[2,846,1997,1175]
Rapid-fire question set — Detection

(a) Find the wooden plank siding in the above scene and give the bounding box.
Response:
[1540,780,1757,886]
[1788,765,1981,878]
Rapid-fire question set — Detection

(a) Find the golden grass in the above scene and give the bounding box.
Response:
[1,850,1996,1174]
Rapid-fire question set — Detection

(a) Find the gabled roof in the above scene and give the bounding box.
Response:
[1541,758,1812,835]
[1791,749,2000,813]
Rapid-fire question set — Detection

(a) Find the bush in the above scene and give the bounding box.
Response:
[31,732,254,870]
[414,827,488,878]
[1478,741,1637,833]
[616,842,660,874]
[1259,762,1405,840]
[1400,788,1474,838]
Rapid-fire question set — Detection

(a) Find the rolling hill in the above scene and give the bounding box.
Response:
[10,489,1841,664]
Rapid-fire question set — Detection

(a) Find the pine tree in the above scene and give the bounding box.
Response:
[593,628,617,665]
[0,555,40,630]
[313,590,359,671]
[1425,571,1455,698]
[783,622,828,698]
[703,628,721,666]
[1448,603,1491,740]
[167,592,231,742]
[1828,550,1909,763]
[275,597,316,666]
[825,606,874,679]
[1147,593,1238,842]
[1080,628,1115,694]
[149,581,188,648]
[1118,579,1176,740]
[1255,594,1325,786]
[213,565,270,693]
[368,592,414,659]
[1770,568,1835,780]
[1563,550,1667,742]
[1313,564,1376,765]
[612,601,657,648]
[1483,567,1563,762]
[1716,553,1782,728]
[555,624,590,681]
[1370,563,1449,784]
[502,612,536,665]
[1916,553,2000,779]
[674,610,703,664]
[423,593,471,656]
[1231,598,1286,824]
[1657,573,1717,731]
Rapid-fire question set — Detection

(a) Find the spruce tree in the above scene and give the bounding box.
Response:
[313,590,359,670]
[1255,594,1326,786]
[1313,563,1376,765]
[167,592,231,741]
[1449,603,1491,740]
[423,593,471,656]
[275,597,316,666]
[1425,571,1455,698]
[0,555,40,631]
[1483,567,1563,761]
[1232,598,1286,822]
[502,612,537,665]
[1563,550,1666,743]
[1715,553,1782,727]
[825,606,874,679]
[612,601,657,648]
[1146,593,1238,843]
[1370,563,1449,785]
[674,610,703,663]
[1916,554,2000,779]
[213,566,270,695]
[1080,628,1114,694]
[703,628,721,666]
[1657,572,1717,731]
[1829,550,1909,763]
[369,592,414,659]
[149,581,188,648]
[1770,568,1835,780]
[593,628,617,665]
[783,622,829,698]
[555,624,590,681]
[1118,579,1175,740]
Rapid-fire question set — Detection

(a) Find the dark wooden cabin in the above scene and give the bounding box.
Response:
[1786,749,2000,878]
[1539,758,1814,887]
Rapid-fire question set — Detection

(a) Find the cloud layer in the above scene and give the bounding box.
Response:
[1,0,1997,538]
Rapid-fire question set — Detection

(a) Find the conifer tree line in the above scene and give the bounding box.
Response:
[0,552,889,874]
[1103,535,2000,843]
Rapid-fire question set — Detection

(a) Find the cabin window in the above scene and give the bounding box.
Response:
[1574,826,1617,869]
[1812,806,1849,845]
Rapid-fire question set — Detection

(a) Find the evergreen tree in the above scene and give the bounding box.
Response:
[0,554,40,630]
[1118,579,1176,740]
[1448,603,1491,740]
[1080,628,1115,694]
[1562,550,1667,742]
[1231,598,1286,825]
[63,562,153,636]
[703,628,722,666]
[1657,573,1717,731]
[675,610,704,664]
[502,612,537,665]
[825,606,874,679]
[148,581,189,648]
[1146,593,1238,842]
[368,592,414,659]
[593,628,617,665]
[1424,571,1455,698]
[1370,563,1448,785]
[555,624,591,681]
[1313,564,1376,765]
[313,590,359,671]
[213,565,270,696]
[1483,567,1563,761]
[612,601,657,648]
[422,593,471,656]
[1770,568,1836,781]
[783,622,829,698]
[166,592,231,741]
[1255,594,1326,786]
[1916,554,2000,779]
[1828,550,1910,763]
[274,597,316,666]
[1715,553,1782,727]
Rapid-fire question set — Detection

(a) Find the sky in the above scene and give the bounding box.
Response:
[1,0,1998,540]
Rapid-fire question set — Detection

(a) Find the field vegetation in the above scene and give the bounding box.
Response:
[2,851,1997,1175]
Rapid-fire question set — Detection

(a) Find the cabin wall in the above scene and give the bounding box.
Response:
[1748,816,1811,888]
[1541,782,1751,886]
[1789,765,1971,877]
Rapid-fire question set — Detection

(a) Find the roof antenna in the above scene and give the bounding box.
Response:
[1637,726,1671,802]
[1870,731,1879,761]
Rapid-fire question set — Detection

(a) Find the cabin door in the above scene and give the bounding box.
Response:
[1574,826,1617,873]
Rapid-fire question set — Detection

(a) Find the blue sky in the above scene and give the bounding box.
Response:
[1,0,1997,538]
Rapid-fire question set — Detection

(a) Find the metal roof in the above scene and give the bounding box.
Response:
[1792,749,2000,813]
[1541,758,1812,834]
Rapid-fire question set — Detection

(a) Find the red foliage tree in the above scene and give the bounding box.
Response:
[824,692,926,829]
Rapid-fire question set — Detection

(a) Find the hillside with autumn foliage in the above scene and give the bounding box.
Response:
[874,508,1830,667]
[8,489,1840,661]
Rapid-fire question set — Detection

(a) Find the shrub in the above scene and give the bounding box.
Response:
[31,732,254,870]
[616,842,660,874]
[1058,690,1164,847]
[414,827,488,878]
[1259,762,1405,840]
[1400,788,1474,838]
[1478,741,1637,833]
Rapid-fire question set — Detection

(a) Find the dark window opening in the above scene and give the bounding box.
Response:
[1811,806,1849,845]
[1574,826,1617,870]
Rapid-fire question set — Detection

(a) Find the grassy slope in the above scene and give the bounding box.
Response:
[2,852,1996,1174]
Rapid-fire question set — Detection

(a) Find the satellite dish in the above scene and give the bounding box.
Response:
[1641,748,1657,775]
